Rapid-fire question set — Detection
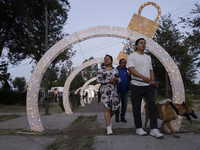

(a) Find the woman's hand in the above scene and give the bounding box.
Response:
[110,78,117,84]
[114,78,118,83]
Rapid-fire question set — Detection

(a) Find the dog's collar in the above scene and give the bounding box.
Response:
[169,102,179,115]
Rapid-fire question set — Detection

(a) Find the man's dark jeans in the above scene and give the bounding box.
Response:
[131,84,157,129]
[116,91,129,119]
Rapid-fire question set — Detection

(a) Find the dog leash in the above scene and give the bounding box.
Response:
[132,79,179,115]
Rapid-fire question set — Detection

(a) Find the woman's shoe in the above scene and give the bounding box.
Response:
[107,126,113,135]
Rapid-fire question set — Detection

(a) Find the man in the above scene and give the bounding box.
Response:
[115,58,130,123]
[127,38,163,138]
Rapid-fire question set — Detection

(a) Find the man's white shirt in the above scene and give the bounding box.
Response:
[127,52,153,86]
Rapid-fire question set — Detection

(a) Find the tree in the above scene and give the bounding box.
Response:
[70,70,85,93]
[180,3,200,70]
[82,56,99,85]
[0,61,10,81]
[58,65,70,86]
[122,40,136,54]
[12,77,26,92]
[0,0,74,67]
[153,14,199,90]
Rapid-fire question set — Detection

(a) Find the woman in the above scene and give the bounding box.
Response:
[97,54,120,135]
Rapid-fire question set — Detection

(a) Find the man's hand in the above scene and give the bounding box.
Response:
[151,80,156,86]
[141,76,151,83]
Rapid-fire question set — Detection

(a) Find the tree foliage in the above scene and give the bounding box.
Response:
[0,0,72,65]
[0,61,10,81]
[82,57,98,82]
[58,65,69,86]
[70,70,85,93]
[152,14,198,89]
[12,77,26,92]
[180,3,200,68]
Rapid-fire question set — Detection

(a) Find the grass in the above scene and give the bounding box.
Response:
[0,129,23,135]
[45,137,68,150]
[45,115,98,150]
[0,103,63,113]
[182,118,200,133]
[0,114,21,122]
[78,136,94,150]
[71,115,85,125]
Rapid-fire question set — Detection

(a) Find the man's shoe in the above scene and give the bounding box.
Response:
[121,118,127,122]
[107,126,113,135]
[115,117,119,122]
[136,128,147,136]
[150,129,164,138]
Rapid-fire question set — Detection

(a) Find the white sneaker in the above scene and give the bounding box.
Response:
[150,129,164,138]
[136,128,147,136]
[107,126,113,135]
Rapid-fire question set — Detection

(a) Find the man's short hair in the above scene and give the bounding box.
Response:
[135,38,146,46]
[119,58,126,64]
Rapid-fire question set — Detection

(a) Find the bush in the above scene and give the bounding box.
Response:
[58,98,65,112]
[70,93,81,110]
[58,93,80,112]
[0,89,27,105]
[185,94,194,107]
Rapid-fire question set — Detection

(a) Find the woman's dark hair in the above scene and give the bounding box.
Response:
[104,54,113,61]
[135,38,146,46]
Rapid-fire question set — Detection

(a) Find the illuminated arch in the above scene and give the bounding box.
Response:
[75,87,82,94]
[80,77,97,105]
[27,26,184,132]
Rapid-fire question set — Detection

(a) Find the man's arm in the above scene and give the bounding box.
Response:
[150,70,156,85]
[128,66,151,83]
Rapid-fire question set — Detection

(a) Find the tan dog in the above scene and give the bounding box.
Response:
[144,99,198,138]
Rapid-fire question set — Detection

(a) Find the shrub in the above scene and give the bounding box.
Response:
[185,94,194,107]
[70,93,81,110]
[58,98,65,112]
[0,89,27,105]
[58,93,81,112]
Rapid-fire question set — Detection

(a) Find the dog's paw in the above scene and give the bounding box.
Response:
[174,134,180,138]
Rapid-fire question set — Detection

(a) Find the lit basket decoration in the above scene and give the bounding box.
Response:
[127,2,161,39]
[117,45,135,60]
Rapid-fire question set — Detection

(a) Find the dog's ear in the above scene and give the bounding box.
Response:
[181,102,186,106]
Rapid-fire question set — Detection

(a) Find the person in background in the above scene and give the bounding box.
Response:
[97,54,120,135]
[115,58,130,123]
[85,91,88,103]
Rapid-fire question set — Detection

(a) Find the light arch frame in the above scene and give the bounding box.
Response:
[80,77,97,105]
[26,26,184,132]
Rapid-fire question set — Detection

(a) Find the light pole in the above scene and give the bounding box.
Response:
[44,0,50,115]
